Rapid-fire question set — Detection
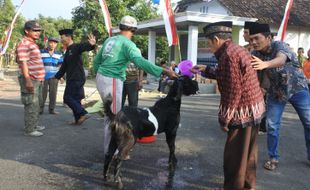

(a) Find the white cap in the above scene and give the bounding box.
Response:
[120,15,138,28]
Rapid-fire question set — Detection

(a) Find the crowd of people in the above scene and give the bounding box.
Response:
[13,16,310,190]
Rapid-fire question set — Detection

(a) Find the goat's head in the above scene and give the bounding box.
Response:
[167,76,199,100]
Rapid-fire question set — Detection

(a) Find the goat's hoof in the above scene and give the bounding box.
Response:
[117,181,124,190]
[103,175,108,182]
[168,162,177,171]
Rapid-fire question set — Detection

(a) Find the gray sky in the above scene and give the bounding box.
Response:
[12,0,80,19]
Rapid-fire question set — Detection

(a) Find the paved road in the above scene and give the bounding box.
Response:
[0,76,309,190]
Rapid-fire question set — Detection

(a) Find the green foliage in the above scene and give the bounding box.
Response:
[0,0,15,31]
[0,0,73,55]
[0,0,24,54]
[71,0,106,44]
[71,0,168,63]
[156,37,169,63]
[36,15,72,49]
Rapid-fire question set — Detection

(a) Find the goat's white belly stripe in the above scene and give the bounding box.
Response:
[144,108,159,135]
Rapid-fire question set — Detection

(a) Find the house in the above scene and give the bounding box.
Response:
[113,11,257,66]
[113,0,309,67]
[176,0,310,54]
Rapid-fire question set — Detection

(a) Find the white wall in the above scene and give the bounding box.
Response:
[186,0,230,15]
[284,28,310,55]
[239,28,247,46]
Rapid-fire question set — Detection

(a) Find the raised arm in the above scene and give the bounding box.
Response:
[77,34,96,53]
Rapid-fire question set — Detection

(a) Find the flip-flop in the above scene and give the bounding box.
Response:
[264,160,279,171]
[76,115,90,125]
[67,120,77,125]
[124,155,130,161]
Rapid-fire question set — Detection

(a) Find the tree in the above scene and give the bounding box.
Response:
[0,0,24,68]
[71,0,169,62]
[0,0,72,70]
[0,0,24,48]
[37,15,72,48]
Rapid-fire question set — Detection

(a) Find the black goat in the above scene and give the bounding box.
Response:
[103,76,198,189]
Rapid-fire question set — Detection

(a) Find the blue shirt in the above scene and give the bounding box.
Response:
[40,48,63,80]
[252,41,308,101]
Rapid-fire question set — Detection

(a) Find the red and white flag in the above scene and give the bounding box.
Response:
[98,0,112,37]
[276,0,294,41]
[160,0,178,46]
[0,0,25,56]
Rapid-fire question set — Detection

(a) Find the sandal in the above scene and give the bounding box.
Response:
[264,159,279,171]
[124,154,130,161]
[67,120,77,125]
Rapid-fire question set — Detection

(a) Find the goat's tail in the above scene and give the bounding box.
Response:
[103,95,115,120]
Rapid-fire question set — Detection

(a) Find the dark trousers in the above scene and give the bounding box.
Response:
[259,95,267,132]
[259,116,267,132]
[224,126,258,190]
[41,78,58,112]
[122,80,138,108]
[64,80,87,121]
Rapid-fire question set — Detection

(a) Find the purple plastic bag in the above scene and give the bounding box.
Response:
[178,60,193,77]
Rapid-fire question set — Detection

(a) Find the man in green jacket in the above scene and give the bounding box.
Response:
[93,15,176,156]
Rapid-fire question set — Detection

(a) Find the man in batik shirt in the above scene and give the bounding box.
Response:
[193,21,265,190]
[250,23,310,170]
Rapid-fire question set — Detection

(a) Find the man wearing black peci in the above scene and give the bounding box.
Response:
[54,29,96,125]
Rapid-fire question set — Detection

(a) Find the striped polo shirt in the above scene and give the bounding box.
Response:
[16,36,45,81]
[40,48,63,80]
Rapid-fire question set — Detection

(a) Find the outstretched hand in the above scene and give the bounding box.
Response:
[191,64,206,73]
[87,34,96,45]
[163,68,178,79]
[251,55,268,70]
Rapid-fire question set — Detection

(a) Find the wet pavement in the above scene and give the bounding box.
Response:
[0,74,309,190]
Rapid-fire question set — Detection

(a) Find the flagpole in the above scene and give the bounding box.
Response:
[174,39,182,64]
[159,0,181,63]
[43,30,48,48]
[276,0,294,41]
[98,0,112,37]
